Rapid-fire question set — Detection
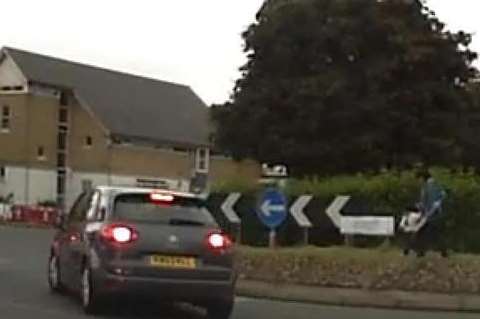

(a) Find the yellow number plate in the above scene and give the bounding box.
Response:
[150,255,196,269]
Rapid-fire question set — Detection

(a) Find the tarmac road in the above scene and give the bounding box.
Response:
[0,226,477,319]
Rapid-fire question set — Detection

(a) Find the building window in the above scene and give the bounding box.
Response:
[59,92,69,106]
[58,131,67,151]
[1,105,10,132]
[136,178,170,190]
[0,86,24,92]
[37,146,46,160]
[57,153,66,168]
[0,166,5,182]
[85,136,93,148]
[195,148,209,173]
[173,147,188,154]
[56,173,66,195]
[58,107,68,123]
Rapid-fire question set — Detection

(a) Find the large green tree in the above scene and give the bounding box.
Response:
[212,0,479,176]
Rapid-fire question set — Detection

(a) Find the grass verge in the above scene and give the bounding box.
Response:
[238,246,480,294]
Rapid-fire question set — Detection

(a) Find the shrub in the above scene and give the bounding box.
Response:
[212,168,480,253]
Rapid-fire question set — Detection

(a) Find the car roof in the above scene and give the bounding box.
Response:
[95,185,206,200]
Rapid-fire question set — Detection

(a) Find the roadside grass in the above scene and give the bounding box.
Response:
[239,244,480,265]
[238,246,480,294]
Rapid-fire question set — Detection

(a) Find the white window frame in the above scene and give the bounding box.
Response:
[1,105,11,133]
[195,148,210,173]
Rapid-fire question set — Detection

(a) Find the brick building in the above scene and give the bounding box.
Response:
[0,47,259,208]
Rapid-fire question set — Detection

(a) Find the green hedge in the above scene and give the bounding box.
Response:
[213,168,480,253]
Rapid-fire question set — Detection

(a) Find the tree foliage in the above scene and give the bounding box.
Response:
[212,0,479,176]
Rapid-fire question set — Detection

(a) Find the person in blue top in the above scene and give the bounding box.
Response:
[416,170,448,257]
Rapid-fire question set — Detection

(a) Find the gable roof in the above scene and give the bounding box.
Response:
[3,47,210,148]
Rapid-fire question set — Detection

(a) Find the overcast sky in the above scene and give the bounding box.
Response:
[0,0,478,105]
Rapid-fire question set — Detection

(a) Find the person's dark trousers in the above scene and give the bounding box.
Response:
[403,232,418,256]
[416,218,448,258]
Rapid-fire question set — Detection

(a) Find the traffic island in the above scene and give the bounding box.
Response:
[236,246,480,312]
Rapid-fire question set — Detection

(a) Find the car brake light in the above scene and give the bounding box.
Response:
[206,232,233,252]
[101,224,139,244]
[150,193,174,203]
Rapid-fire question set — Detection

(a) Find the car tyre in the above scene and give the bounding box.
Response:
[206,300,234,319]
[81,266,105,315]
[47,254,64,293]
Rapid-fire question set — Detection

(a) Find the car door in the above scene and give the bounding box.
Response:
[58,193,88,289]
[66,192,94,291]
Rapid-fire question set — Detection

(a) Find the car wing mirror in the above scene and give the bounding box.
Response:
[54,214,66,230]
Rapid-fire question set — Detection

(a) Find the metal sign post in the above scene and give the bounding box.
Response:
[290,195,313,246]
[269,229,277,249]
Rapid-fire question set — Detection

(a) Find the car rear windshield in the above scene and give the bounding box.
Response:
[113,193,215,226]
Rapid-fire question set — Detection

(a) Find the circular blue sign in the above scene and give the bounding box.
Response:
[256,188,288,229]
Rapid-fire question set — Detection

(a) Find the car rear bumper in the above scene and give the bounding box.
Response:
[92,268,236,302]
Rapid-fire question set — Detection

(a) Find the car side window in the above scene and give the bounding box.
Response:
[68,194,85,225]
[86,191,101,222]
[68,193,91,225]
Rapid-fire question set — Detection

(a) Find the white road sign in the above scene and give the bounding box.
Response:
[326,196,351,229]
[290,195,313,228]
[341,216,395,236]
[221,193,242,224]
[326,196,395,236]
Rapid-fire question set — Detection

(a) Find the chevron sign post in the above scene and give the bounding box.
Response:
[290,195,313,245]
[220,193,242,243]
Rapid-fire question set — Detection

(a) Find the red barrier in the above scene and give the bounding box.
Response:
[6,205,60,227]
[11,206,25,222]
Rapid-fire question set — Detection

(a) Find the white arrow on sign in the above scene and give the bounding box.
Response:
[290,195,313,228]
[261,200,285,217]
[326,195,351,229]
[326,195,395,236]
[341,216,395,236]
[221,193,242,224]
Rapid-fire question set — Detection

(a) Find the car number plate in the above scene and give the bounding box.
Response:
[150,255,196,269]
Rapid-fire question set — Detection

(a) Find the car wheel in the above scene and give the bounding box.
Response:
[47,254,64,293]
[206,300,234,319]
[81,266,104,315]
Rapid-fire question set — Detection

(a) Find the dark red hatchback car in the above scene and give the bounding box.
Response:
[47,186,236,318]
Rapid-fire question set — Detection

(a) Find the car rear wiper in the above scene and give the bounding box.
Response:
[168,218,205,227]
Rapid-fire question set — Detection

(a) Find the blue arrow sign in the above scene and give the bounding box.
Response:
[256,188,288,229]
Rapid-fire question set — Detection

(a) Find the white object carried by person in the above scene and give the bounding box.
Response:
[399,211,427,233]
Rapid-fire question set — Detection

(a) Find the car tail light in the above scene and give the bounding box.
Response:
[101,224,139,244]
[150,192,174,203]
[206,231,233,253]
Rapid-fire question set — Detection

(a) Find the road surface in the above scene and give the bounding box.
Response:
[0,226,477,319]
